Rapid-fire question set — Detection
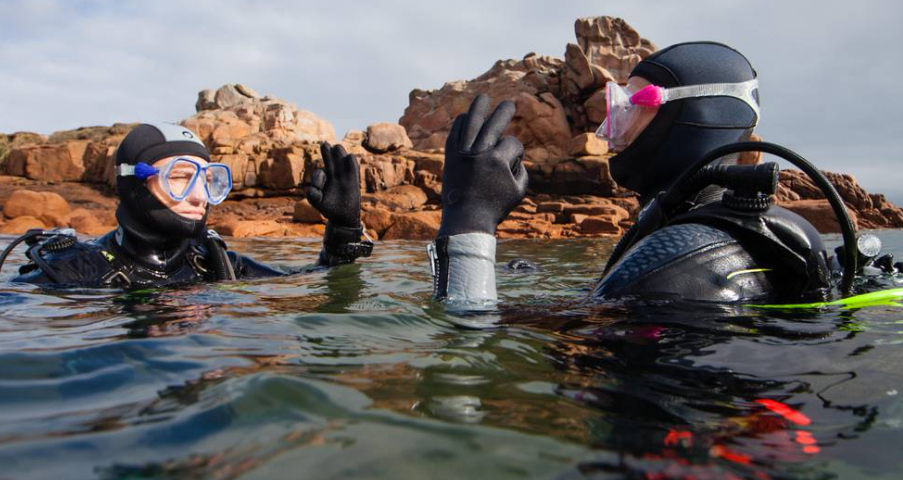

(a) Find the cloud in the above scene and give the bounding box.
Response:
[1,0,900,201]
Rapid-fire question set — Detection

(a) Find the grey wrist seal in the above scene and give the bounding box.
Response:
[428,233,498,305]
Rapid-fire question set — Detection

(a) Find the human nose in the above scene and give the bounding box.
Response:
[185,173,207,205]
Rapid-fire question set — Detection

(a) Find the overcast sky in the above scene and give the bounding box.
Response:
[2,0,901,202]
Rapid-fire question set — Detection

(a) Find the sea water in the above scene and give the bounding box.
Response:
[1,231,903,479]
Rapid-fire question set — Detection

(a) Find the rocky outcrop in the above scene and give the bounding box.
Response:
[364,123,413,153]
[0,125,133,187]
[777,170,903,231]
[399,16,655,167]
[0,185,115,235]
[1,17,901,240]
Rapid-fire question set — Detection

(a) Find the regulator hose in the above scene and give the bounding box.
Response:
[604,141,858,294]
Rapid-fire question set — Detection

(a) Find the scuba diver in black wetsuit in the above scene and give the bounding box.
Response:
[428,41,873,307]
[1,122,372,288]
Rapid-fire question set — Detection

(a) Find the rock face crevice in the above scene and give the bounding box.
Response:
[1,16,901,238]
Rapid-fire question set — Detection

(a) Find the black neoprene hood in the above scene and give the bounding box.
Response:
[114,123,212,245]
[609,41,760,199]
[115,123,209,170]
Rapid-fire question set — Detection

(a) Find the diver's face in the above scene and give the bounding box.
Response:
[147,155,209,221]
[609,76,659,153]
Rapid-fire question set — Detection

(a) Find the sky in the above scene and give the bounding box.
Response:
[1,0,901,202]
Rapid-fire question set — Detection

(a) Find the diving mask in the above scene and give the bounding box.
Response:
[118,157,233,205]
[595,79,760,149]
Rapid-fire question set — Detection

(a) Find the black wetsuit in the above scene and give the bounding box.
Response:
[594,201,832,303]
[11,228,344,289]
[592,42,833,303]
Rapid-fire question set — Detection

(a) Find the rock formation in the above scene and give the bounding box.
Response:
[1,16,901,240]
[399,17,656,167]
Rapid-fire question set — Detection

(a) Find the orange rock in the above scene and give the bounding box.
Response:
[567,133,608,157]
[382,211,441,240]
[511,92,572,163]
[497,219,566,239]
[514,203,537,214]
[258,147,306,190]
[294,109,337,143]
[365,123,413,153]
[537,201,566,213]
[779,199,859,234]
[570,213,588,225]
[363,157,410,192]
[283,223,326,238]
[575,16,656,83]
[3,190,71,227]
[579,215,622,235]
[339,130,369,156]
[368,185,428,211]
[292,199,325,224]
[0,216,46,234]
[3,189,44,218]
[509,211,556,223]
[362,207,394,236]
[409,152,444,176]
[564,203,629,222]
[5,144,86,182]
[218,219,287,238]
[584,88,608,124]
[737,133,763,165]
[413,170,441,203]
[564,43,595,95]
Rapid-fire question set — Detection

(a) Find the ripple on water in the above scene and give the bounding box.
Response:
[1,233,903,479]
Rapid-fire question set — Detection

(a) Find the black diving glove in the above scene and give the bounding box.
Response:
[307,142,371,263]
[438,93,528,237]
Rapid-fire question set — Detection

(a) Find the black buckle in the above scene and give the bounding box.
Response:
[323,222,374,260]
[326,240,374,259]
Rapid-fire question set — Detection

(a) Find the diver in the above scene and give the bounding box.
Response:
[2,122,372,288]
[429,42,859,306]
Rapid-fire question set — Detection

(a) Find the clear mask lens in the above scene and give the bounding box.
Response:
[159,158,232,204]
[161,159,200,199]
[594,78,760,149]
[595,82,641,148]
[205,164,232,204]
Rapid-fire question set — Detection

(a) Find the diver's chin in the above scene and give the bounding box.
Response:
[173,210,205,221]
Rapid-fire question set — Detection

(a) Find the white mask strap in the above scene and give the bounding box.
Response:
[662,79,760,125]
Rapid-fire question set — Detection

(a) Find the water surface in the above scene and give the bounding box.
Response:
[2,232,903,479]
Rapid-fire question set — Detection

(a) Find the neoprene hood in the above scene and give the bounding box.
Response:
[115,123,211,243]
[609,42,760,199]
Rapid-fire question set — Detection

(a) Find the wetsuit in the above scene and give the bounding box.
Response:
[593,42,832,303]
[10,226,363,289]
[428,43,833,307]
[10,122,370,289]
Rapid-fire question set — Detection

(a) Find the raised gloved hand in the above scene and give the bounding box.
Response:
[307,142,362,229]
[439,94,528,237]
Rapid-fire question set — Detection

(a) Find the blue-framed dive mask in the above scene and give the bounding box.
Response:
[117,157,233,205]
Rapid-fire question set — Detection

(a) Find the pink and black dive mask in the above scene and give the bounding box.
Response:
[595,79,760,150]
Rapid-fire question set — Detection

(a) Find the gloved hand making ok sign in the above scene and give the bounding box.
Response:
[308,142,371,265]
[308,142,362,229]
[438,94,528,237]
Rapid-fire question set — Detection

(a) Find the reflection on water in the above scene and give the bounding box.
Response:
[1,234,903,479]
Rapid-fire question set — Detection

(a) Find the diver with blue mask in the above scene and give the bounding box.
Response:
[3,122,372,288]
[428,42,868,307]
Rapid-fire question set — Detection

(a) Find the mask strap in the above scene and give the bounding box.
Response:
[117,162,159,180]
[662,79,760,125]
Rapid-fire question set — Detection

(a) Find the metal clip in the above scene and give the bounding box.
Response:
[426,242,437,277]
